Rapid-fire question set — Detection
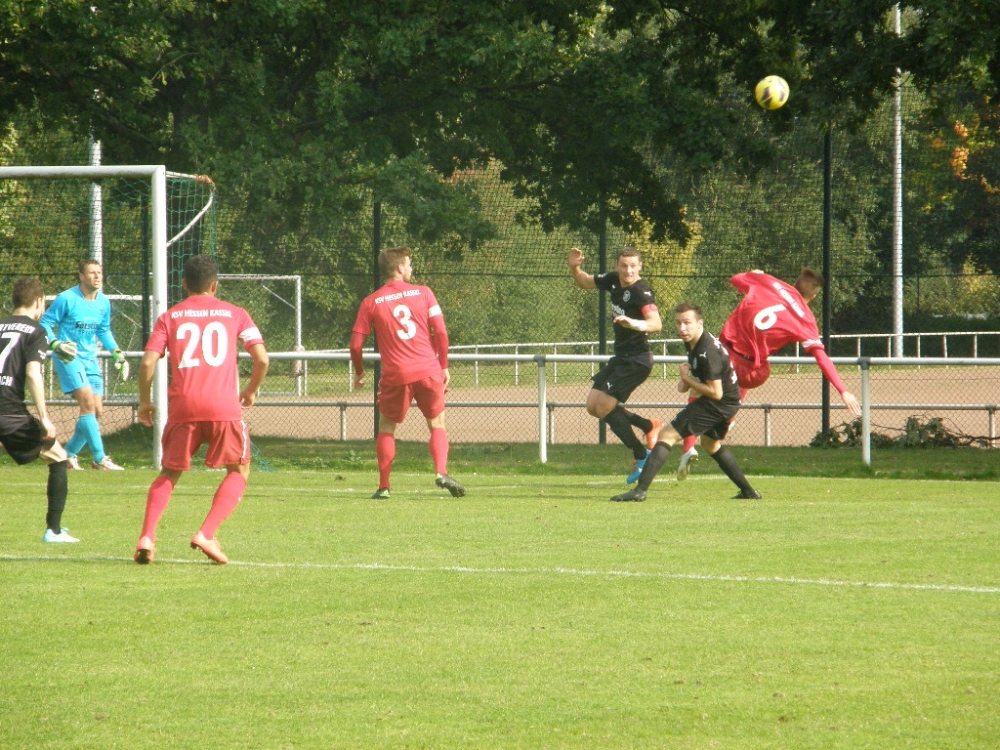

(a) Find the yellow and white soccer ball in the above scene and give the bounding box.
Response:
[754,75,790,110]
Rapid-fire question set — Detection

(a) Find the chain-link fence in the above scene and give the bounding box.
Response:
[238,352,998,459]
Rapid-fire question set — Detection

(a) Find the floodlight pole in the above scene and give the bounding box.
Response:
[821,127,833,434]
[892,4,905,357]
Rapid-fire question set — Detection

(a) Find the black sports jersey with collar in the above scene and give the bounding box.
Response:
[594,273,656,357]
[0,315,49,416]
[686,329,741,407]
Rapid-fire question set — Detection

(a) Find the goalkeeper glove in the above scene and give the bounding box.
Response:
[50,340,78,363]
[112,349,130,381]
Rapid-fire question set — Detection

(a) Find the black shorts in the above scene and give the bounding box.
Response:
[591,353,654,403]
[671,397,740,442]
[0,413,52,465]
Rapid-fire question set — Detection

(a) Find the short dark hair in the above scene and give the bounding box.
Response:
[183,255,219,293]
[12,277,44,309]
[617,246,641,262]
[379,246,412,279]
[78,258,101,275]
[674,302,703,320]
[794,268,825,298]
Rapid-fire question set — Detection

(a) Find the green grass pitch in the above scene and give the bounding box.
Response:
[1,460,998,749]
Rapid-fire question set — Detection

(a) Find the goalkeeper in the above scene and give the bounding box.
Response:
[40,259,129,471]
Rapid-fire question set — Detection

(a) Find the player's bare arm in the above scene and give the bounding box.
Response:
[568,247,596,290]
[240,343,270,408]
[841,391,862,418]
[25,361,57,440]
[137,350,161,427]
[678,363,723,400]
[613,308,662,333]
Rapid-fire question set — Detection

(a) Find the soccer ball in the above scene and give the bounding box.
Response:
[754,76,789,110]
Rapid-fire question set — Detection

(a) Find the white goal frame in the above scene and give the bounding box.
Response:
[0,165,170,466]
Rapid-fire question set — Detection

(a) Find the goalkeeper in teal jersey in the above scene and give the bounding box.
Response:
[40,259,129,470]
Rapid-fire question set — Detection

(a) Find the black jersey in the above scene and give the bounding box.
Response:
[687,329,741,409]
[0,315,49,416]
[594,273,656,357]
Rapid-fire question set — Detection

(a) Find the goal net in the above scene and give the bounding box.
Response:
[0,165,216,468]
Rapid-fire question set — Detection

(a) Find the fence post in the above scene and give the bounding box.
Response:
[536,355,548,463]
[989,406,996,450]
[860,358,871,466]
[340,404,347,441]
[763,405,771,447]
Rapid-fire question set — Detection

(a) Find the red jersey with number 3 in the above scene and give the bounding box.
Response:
[145,295,264,423]
[352,280,445,387]
[720,272,824,366]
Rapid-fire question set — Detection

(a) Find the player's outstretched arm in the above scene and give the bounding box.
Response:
[841,391,862,418]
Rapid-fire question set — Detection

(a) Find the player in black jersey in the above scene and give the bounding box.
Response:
[0,278,79,542]
[611,302,761,502]
[569,246,664,482]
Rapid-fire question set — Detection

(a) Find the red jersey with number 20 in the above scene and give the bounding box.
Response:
[145,295,264,423]
[352,280,447,387]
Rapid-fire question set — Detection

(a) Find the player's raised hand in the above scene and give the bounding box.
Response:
[567,247,585,268]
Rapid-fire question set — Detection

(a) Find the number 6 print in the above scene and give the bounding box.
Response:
[753,304,786,331]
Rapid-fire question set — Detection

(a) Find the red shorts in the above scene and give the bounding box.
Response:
[161,420,251,471]
[723,343,771,391]
[378,373,446,424]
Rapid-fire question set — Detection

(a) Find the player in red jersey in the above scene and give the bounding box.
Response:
[133,256,269,564]
[720,268,861,412]
[350,246,465,500]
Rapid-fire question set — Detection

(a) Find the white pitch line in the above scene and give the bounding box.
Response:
[2,554,997,594]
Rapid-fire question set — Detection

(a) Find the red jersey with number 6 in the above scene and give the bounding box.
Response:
[352,280,448,387]
[145,295,264,423]
[720,272,824,366]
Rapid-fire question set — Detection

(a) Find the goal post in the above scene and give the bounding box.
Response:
[1,165,177,468]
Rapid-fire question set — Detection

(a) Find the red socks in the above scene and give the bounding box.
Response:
[376,431,396,489]
[200,472,248,540]
[141,475,177,540]
[429,428,449,475]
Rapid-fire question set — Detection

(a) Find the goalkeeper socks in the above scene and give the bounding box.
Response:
[636,443,671,492]
[428,427,449,475]
[604,406,647,460]
[376,431,396,489]
[622,408,653,436]
[200,472,248,539]
[65,418,89,458]
[710,446,755,495]
[45,460,69,532]
[140,475,177,540]
[77,413,106,462]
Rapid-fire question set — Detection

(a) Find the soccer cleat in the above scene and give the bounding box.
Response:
[644,418,663,450]
[190,531,229,564]
[732,488,762,500]
[676,447,699,482]
[610,488,647,502]
[66,455,84,471]
[435,474,466,498]
[134,536,155,564]
[42,527,80,543]
[92,455,125,471]
[626,452,649,484]
[371,488,391,500]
